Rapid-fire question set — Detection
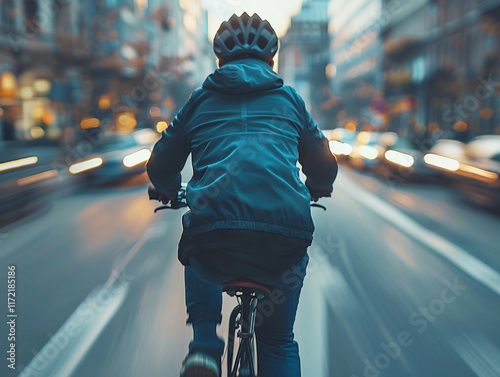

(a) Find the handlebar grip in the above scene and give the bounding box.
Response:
[149,183,188,212]
[148,185,161,201]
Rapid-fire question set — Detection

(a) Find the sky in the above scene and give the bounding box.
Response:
[202,0,305,38]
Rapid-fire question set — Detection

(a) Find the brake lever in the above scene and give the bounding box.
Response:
[154,200,188,212]
[311,203,327,211]
[154,205,176,213]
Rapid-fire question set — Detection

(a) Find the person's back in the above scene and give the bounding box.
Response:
[146,12,338,377]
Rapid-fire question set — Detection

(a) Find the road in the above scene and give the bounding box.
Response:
[1,165,499,377]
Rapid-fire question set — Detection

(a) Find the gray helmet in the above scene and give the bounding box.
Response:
[213,13,279,62]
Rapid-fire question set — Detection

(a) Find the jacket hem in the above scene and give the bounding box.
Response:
[184,220,314,241]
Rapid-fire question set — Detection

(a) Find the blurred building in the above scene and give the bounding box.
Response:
[381,0,434,142]
[160,0,215,118]
[328,0,500,142]
[0,0,75,143]
[0,0,213,145]
[383,0,500,142]
[327,0,385,132]
[278,0,331,128]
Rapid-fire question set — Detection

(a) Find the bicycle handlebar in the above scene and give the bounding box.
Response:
[148,183,326,212]
[148,184,188,212]
[147,185,162,201]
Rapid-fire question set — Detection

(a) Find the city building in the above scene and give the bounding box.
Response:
[382,0,500,142]
[326,0,500,141]
[327,0,385,132]
[0,0,213,144]
[380,0,434,141]
[278,0,330,128]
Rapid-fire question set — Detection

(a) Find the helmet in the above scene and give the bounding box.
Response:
[213,12,279,62]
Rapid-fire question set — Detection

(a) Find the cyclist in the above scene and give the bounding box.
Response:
[147,12,338,377]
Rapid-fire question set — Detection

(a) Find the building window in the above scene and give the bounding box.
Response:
[1,0,17,32]
[53,0,70,37]
[24,0,40,34]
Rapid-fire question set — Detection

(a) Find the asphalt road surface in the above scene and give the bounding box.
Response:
[1,165,499,377]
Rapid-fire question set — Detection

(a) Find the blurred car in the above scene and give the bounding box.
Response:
[426,139,465,160]
[426,135,500,209]
[328,128,358,162]
[377,138,441,182]
[422,139,465,181]
[0,142,60,226]
[68,128,159,184]
[349,131,398,170]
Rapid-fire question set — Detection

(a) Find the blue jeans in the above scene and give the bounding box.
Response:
[184,253,309,377]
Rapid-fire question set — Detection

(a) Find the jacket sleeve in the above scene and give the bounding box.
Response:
[146,99,191,198]
[298,102,338,198]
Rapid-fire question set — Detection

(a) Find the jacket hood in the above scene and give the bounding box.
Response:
[202,58,283,95]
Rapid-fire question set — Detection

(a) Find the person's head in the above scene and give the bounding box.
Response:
[213,12,278,68]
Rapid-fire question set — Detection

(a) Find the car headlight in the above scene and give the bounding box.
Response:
[122,149,152,168]
[385,150,414,168]
[69,158,104,174]
[0,156,38,172]
[423,154,460,171]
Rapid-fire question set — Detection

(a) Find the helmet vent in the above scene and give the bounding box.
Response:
[237,32,245,45]
[225,37,236,50]
[257,36,268,50]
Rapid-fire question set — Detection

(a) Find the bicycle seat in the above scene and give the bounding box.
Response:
[222,279,271,298]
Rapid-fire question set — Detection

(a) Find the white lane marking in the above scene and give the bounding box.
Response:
[20,225,162,377]
[19,282,128,377]
[338,174,500,297]
[106,224,163,288]
[448,332,500,377]
[295,271,328,377]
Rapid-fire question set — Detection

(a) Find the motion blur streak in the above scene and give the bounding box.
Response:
[75,196,156,252]
[384,227,418,269]
[122,149,152,168]
[18,283,129,377]
[424,154,460,171]
[69,158,104,174]
[389,192,418,210]
[17,170,59,186]
[0,156,38,172]
[458,164,499,182]
[341,174,500,296]
[448,332,500,377]
[385,150,415,168]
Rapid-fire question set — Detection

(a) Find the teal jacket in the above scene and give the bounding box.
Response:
[147,58,337,242]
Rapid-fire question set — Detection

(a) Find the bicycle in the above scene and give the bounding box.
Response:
[148,183,325,376]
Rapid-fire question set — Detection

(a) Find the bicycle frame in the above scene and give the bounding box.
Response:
[227,294,259,377]
[223,280,271,377]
